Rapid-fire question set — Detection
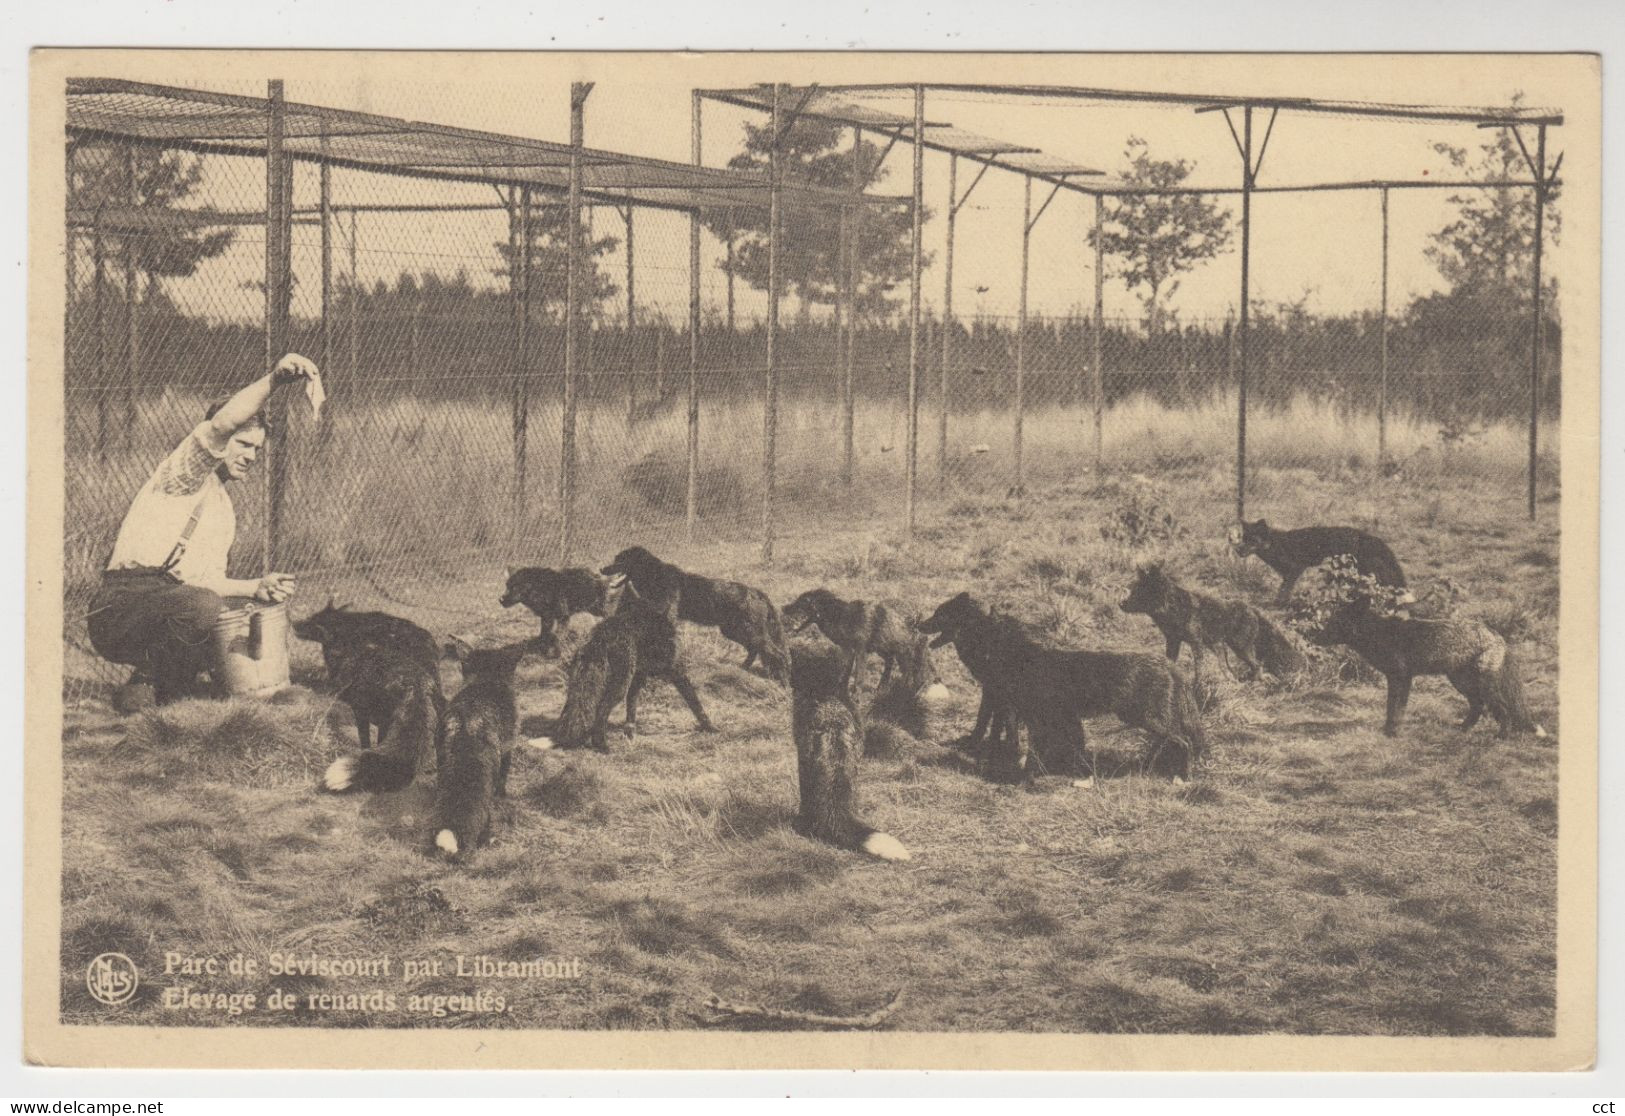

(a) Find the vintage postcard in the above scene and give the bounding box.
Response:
[24,49,1599,1070]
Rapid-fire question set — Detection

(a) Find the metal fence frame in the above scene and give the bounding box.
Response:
[66,77,909,576]
[698,82,1565,522]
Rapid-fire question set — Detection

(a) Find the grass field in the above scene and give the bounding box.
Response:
[58,397,1560,1036]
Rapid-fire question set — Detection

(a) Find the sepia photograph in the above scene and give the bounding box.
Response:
[23,48,1600,1072]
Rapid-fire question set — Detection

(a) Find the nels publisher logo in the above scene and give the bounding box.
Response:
[86,952,139,1006]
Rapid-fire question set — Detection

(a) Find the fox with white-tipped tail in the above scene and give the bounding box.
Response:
[318,647,444,795]
[431,640,527,862]
[790,643,910,862]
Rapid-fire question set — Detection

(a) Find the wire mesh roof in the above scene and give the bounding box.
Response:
[700,82,1562,198]
[66,78,906,214]
[710,82,1564,127]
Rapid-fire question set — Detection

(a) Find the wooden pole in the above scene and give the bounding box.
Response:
[1527,124,1547,521]
[688,92,702,541]
[264,79,291,572]
[624,198,635,397]
[844,127,862,489]
[1015,174,1031,497]
[320,136,332,382]
[1092,192,1105,476]
[348,209,359,378]
[509,188,528,556]
[122,144,139,451]
[1235,105,1254,524]
[65,142,77,361]
[940,152,956,486]
[92,216,106,462]
[763,83,781,564]
[561,82,590,563]
[1378,185,1389,470]
[906,84,924,531]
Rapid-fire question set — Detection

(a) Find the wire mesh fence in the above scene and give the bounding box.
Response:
[60,78,1562,703]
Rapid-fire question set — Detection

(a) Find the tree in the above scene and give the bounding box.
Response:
[1426,94,1560,306]
[1089,137,1234,336]
[68,142,236,300]
[701,114,922,321]
[492,193,620,322]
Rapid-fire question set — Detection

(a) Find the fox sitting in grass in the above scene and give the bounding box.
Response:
[1295,556,1546,739]
[1120,563,1305,685]
[789,643,910,861]
[1231,519,1407,603]
[432,639,527,861]
[318,646,444,794]
[782,587,946,700]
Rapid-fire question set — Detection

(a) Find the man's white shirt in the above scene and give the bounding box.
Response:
[105,421,253,597]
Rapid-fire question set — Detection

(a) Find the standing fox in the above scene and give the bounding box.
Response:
[432,640,528,861]
[1316,600,1546,739]
[543,596,715,751]
[499,566,610,658]
[601,546,789,680]
[1232,520,1407,603]
[782,587,942,698]
[918,593,1206,780]
[789,644,910,861]
[1120,564,1306,684]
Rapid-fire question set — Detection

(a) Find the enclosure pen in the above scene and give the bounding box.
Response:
[61,76,1561,704]
[50,64,1577,1047]
[698,82,1562,522]
[61,77,903,696]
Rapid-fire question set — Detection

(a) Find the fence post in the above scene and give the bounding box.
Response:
[561,82,591,565]
[92,214,106,463]
[1527,124,1548,521]
[940,152,956,487]
[320,136,332,384]
[510,187,532,557]
[1234,105,1254,525]
[65,141,77,361]
[688,92,702,543]
[1092,192,1105,476]
[834,202,847,481]
[1015,174,1031,497]
[625,196,635,371]
[844,126,862,489]
[763,83,781,564]
[348,209,359,379]
[905,84,924,533]
[264,79,292,573]
[122,143,139,451]
[1378,185,1389,471]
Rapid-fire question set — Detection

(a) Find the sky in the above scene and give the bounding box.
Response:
[75,53,1582,330]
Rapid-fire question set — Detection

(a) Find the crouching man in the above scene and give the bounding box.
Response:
[88,353,320,707]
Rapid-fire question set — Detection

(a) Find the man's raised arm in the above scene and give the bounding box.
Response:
[204,353,320,445]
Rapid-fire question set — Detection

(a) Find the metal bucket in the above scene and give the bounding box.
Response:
[210,600,291,696]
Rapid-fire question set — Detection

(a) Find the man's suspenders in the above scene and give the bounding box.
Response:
[160,489,211,574]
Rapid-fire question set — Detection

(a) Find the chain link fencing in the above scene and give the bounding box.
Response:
[60,80,1561,703]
